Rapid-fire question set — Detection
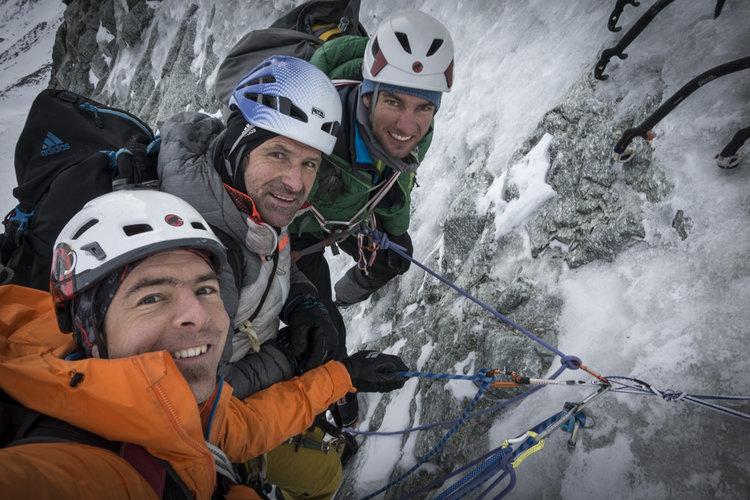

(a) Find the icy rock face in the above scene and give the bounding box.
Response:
[51,0,219,126]
[523,75,674,269]
[335,68,685,500]
[52,0,129,97]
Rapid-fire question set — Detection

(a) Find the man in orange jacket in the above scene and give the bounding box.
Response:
[0,189,408,499]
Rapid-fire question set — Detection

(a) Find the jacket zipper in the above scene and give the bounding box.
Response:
[153,381,214,459]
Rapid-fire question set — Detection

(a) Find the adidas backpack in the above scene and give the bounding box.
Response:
[0,89,159,290]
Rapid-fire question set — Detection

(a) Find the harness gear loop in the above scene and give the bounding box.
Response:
[237,320,261,353]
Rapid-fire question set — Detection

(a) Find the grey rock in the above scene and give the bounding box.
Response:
[672,210,693,240]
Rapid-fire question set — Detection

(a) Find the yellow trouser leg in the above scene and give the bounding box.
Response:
[265,428,343,500]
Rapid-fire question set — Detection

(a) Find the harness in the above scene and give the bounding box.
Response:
[292,159,403,273]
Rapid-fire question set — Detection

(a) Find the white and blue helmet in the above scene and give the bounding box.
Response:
[228,56,342,155]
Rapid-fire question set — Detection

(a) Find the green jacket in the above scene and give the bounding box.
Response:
[289,36,433,240]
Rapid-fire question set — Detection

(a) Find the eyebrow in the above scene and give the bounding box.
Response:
[267,141,321,164]
[380,91,404,103]
[380,91,435,108]
[122,273,219,298]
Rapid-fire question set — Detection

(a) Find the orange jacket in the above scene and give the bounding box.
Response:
[0,285,355,499]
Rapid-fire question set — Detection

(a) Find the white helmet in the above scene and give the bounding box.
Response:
[228,55,343,155]
[51,189,226,332]
[363,10,454,92]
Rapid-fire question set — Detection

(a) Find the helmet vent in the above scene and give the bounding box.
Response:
[321,121,340,136]
[123,223,153,236]
[371,38,380,57]
[191,221,208,231]
[394,32,412,54]
[244,93,308,123]
[81,242,106,261]
[72,218,98,240]
[245,75,277,87]
[426,39,444,57]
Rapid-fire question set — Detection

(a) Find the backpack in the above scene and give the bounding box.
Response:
[0,89,160,291]
[213,0,368,113]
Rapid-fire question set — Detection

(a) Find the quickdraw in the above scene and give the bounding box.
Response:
[502,431,545,468]
[486,369,610,388]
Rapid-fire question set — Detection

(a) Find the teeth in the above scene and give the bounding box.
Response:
[172,345,208,359]
[273,194,294,202]
[390,132,413,142]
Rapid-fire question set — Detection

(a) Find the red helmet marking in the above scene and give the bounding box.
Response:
[444,60,454,90]
[370,50,388,77]
[165,214,184,227]
[51,243,76,298]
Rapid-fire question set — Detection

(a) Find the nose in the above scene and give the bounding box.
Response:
[172,290,209,329]
[279,164,305,194]
[396,109,419,135]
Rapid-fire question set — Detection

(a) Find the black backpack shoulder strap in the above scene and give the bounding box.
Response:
[0,390,117,451]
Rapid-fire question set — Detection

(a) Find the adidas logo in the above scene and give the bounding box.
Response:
[40,131,70,157]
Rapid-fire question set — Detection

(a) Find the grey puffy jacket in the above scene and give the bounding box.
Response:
[158,111,316,398]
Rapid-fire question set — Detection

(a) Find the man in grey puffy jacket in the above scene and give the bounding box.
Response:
[158,56,344,399]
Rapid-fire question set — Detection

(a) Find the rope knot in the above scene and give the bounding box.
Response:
[359,224,391,249]
[655,388,687,402]
[560,355,581,370]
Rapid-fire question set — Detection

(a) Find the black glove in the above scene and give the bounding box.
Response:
[342,351,408,392]
[385,231,413,275]
[280,293,339,372]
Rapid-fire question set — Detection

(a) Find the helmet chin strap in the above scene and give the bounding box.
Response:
[369,82,380,125]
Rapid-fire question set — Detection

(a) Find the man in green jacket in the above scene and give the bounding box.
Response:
[289,11,454,384]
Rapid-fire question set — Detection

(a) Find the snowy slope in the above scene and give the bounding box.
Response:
[0,0,65,209]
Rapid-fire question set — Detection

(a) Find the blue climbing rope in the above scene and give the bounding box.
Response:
[347,366,568,438]
[360,370,496,500]
[349,365,576,499]
[608,376,750,421]
[358,225,582,372]
[443,451,514,500]
[436,409,572,500]
[399,446,510,499]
